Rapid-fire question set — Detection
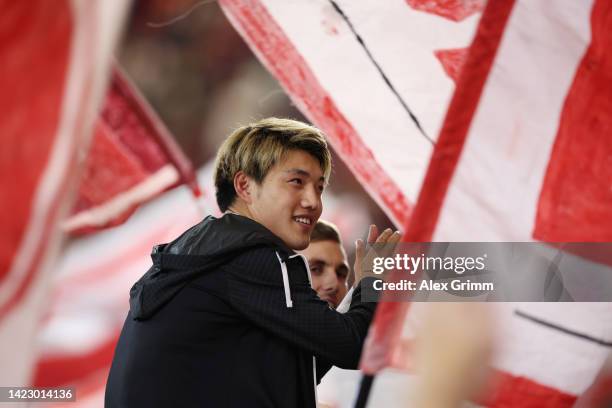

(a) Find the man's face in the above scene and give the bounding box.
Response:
[248,150,325,250]
[300,240,349,308]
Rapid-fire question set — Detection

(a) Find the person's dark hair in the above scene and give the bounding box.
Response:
[213,117,332,212]
[310,220,342,245]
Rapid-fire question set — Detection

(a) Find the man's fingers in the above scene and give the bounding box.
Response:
[388,231,402,245]
[375,228,393,244]
[378,231,402,258]
[355,239,364,261]
[362,228,395,262]
[359,227,402,279]
[387,231,402,252]
[367,224,379,244]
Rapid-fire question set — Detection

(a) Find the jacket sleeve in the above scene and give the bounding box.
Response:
[316,286,356,382]
[224,247,380,369]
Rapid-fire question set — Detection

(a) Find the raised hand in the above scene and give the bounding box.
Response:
[353,225,402,286]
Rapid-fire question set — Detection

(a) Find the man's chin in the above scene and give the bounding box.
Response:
[319,296,338,308]
[284,234,310,250]
[288,240,309,251]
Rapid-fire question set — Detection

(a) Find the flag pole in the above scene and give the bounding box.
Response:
[354,374,375,408]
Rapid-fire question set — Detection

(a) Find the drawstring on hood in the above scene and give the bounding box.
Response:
[276,252,293,308]
[274,253,314,309]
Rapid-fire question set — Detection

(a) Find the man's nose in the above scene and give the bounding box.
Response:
[301,185,321,210]
[321,269,339,292]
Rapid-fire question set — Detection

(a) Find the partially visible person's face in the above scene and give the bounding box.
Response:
[248,150,325,250]
[300,240,349,308]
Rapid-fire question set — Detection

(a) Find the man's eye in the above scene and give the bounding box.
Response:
[310,265,322,275]
[289,178,303,185]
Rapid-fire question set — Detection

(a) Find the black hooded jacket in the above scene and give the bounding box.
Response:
[105,214,379,408]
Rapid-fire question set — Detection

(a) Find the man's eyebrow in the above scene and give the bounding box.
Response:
[284,168,325,182]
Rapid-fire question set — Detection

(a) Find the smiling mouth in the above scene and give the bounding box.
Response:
[293,216,312,226]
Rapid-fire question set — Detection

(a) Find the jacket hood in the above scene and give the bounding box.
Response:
[129,213,292,320]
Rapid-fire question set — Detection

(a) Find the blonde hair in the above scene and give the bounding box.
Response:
[213,118,332,212]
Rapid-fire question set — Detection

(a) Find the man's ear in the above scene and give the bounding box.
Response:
[233,171,253,204]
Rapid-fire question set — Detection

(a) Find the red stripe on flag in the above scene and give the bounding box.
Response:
[533,0,612,242]
[481,370,577,408]
[359,302,410,374]
[33,332,120,387]
[0,0,72,284]
[219,0,412,228]
[405,0,516,242]
[49,223,176,301]
[360,0,516,377]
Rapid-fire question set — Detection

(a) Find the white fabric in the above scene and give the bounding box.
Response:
[414,0,609,396]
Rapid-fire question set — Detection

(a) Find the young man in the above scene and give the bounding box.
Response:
[105,118,400,408]
[300,220,350,309]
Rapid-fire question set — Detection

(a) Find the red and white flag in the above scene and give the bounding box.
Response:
[219,0,483,228]
[0,0,130,386]
[65,67,201,235]
[362,0,612,406]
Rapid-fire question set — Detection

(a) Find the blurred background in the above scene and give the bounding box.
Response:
[118,0,392,238]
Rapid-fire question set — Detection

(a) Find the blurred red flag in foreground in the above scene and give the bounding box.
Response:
[64,67,201,235]
[361,0,612,406]
[0,0,131,385]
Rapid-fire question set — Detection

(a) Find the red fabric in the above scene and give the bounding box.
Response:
[404,0,516,242]
[105,67,196,183]
[219,0,413,228]
[434,47,469,84]
[360,302,410,374]
[362,0,602,405]
[405,0,485,22]
[0,0,75,322]
[33,332,120,387]
[73,121,149,214]
[68,67,199,234]
[481,371,577,408]
[0,0,71,284]
[100,71,171,173]
[533,0,612,242]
